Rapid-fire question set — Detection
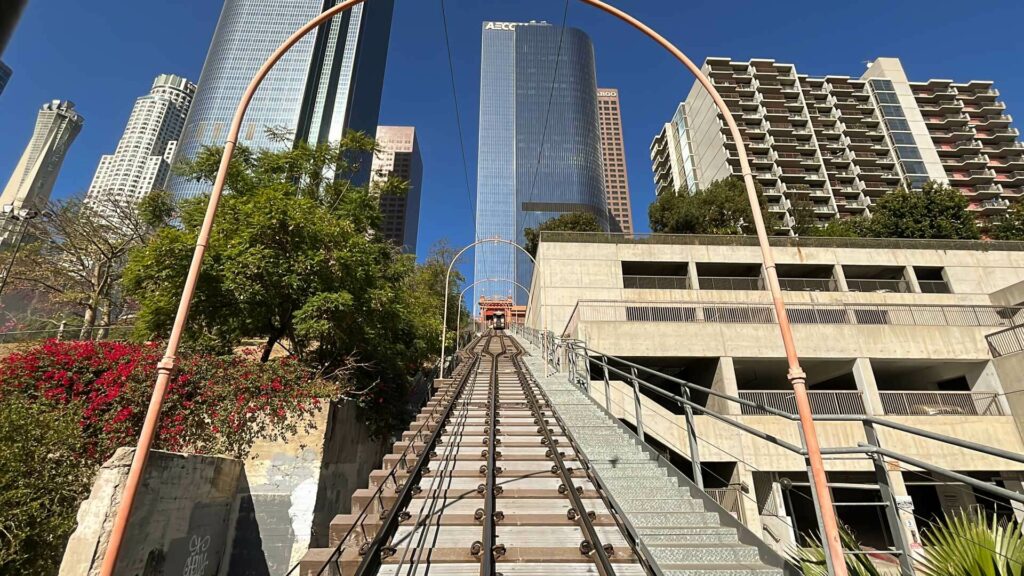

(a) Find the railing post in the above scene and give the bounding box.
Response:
[681,384,704,490]
[56,321,67,342]
[630,366,645,443]
[602,355,612,412]
[863,421,917,575]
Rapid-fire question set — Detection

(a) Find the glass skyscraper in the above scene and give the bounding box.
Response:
[167,0,394,200]
[474,21,608,309]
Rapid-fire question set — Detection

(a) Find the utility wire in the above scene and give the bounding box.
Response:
[439,0,475,217]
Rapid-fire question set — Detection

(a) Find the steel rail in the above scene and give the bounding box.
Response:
[296,346,480,576]
[509,342,618,575]
[350,342,480,576]
[479,334,500,574]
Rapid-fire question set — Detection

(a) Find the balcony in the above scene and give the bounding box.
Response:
[948,169,997,184]
[969,198,1011,214]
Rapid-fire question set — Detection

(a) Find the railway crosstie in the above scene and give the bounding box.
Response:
[297,332,789,576]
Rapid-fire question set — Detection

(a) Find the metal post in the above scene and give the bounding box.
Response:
[630,366,645,442]
[796,426,839,576]
[602,355,612,411]
[863,422,916,575]
[681,384,704,490]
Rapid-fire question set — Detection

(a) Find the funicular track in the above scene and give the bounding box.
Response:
[301,331,645,576]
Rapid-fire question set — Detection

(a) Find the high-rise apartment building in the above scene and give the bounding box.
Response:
[0,100,83,246]
[167,0,395,201]
[0,0,27,96]
[651,103,699,196]
[654,57,1024,232]
[86,74,195,216]
[475,21,608,307]
[597,88,633,233]
[371,126,422,254]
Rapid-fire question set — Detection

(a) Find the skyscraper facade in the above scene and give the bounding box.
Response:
[371,126,422,254]
[0,0,28,96]
[166,0,395,201]
[597,88,633,233]
[0,100,83,246]
[656,56,1023,232]
[86,74,196,217]
[650,102,699,197]
[475,21,608,307]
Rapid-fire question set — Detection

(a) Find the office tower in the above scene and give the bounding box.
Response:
[371,126,422,254]
[86,74,196,217]
[0,100,83,246]
[475,21,608,307]
[597,88,633,233]
[0,0,28,95]
[656,57,1024,233]
[167,0,395,201]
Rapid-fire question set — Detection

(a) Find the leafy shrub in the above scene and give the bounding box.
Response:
[919,510,1024,576]
[0,396,91,574]
[0,340,339,464]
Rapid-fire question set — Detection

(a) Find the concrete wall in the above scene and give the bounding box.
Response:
[60,400,387,576]
[60,449,244,576]
[591,379,1024,474]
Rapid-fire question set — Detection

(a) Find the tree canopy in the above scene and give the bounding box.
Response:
[649,177,773,235]
[524,212,602,256]
[857,181,979,240]
[990,203,1024,241]
[123,132,460,435]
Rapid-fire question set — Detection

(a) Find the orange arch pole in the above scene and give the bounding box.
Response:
[100,2,846,575]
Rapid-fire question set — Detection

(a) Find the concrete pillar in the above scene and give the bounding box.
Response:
[885,467,923,549]
[731,463,764,537]
[833,264,849,291]
[904,266,922,293]
[852,358,884,416]
[687,260,700,290]
[710,357,740,415]
[968,360,1011,416]
[1002,474,1024,523]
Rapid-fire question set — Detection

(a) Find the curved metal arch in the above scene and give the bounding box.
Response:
[454,277,531,348]
[439,236,534,378]
[103,2,842,573]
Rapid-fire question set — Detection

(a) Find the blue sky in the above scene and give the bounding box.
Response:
[2,0,1024,284]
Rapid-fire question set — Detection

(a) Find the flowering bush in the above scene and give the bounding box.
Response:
[0,340,339,464]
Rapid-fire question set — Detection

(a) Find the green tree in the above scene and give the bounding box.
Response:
[990,204,1024,241]
[524,212,602,256]
[863,182,980,240]
[124,132,436,435]
[0,397,91,575]
[648,177,774,235]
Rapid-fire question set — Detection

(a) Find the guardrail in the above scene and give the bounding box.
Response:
[698,276,764,291]
[622,274,690,290]
[845,278,910,293]
[0,324,134,344]
[511,327,1024,576]
[567,300,1023,334]
[537,230,1024,253]
[739,390,867,415]
[879,390,1002,416]
[988,324,1024,357]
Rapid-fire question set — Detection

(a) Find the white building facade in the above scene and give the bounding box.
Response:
[86,74,195,215]
[1,100,83,246]
[653,57,1023,232]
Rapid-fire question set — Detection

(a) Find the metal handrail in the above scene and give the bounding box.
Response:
[525,334,1024,575]
[295,337,481,576]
